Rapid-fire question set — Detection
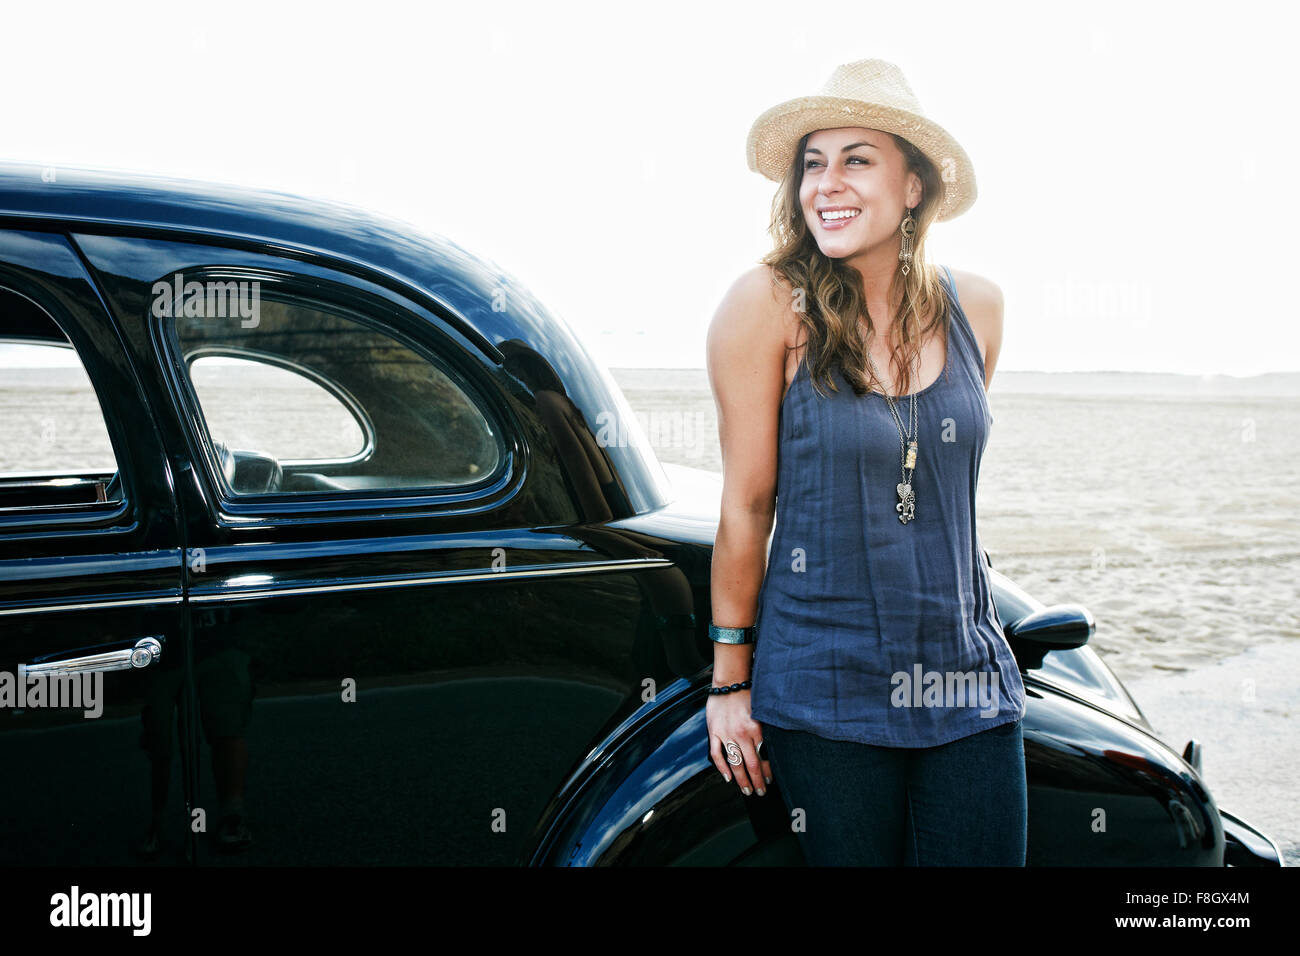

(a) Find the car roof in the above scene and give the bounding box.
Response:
[0,161,672,516]
[0,161,524,337]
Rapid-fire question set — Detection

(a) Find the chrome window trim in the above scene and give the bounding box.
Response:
[187,557,675,603]
[0,559,671,615]
[0,337,75,349]
[0,594,183,617]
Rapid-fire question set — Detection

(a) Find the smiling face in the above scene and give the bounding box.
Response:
[799,127,922,268]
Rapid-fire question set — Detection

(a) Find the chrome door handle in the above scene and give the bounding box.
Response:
[24,636,163,676]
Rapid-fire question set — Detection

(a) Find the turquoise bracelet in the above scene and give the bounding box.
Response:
[709,624,756,644]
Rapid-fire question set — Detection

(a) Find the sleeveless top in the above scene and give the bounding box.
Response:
[749,265,1026,748]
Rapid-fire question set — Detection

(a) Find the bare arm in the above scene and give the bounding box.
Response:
[704,264,790,795]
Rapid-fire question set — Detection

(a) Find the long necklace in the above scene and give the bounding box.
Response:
[865,339,920,524]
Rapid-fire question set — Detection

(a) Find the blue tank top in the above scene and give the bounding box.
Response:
[750,265,1026,748]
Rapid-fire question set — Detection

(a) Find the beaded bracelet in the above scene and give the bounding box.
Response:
[709,680,752,695]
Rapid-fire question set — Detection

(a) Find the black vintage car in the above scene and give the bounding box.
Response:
[0,163,1282,866]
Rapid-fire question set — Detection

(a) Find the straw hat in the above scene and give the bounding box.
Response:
[745,58,977,221]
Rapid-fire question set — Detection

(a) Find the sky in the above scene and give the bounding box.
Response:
[2,0,1297,376]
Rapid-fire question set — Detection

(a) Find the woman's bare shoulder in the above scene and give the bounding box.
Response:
[944,266,1003,317]
[706,265,792,404]
[710,264,799,347]
[944,266,1005,389]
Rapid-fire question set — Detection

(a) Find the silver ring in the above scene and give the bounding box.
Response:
[724,740,743,766]
[756,739,765,757]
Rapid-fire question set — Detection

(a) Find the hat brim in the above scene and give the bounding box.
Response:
[745,95,977,222]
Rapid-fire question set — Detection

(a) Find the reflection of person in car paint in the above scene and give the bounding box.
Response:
[499,340,631,523]
[138,639,254,854]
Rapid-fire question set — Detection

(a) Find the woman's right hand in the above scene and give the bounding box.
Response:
[706,690,771,796]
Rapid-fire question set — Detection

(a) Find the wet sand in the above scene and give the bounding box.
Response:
[1123,641,1300,865]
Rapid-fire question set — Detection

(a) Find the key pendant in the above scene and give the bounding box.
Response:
[896,482,915,523]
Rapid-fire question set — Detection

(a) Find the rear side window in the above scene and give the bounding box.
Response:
[0,287,122,510]
[189,355,367,462]
[164,287,502,496]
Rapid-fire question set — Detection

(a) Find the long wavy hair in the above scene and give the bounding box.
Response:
[760,130,953,399]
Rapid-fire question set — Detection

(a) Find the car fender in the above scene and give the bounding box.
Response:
[526,680,798,865]
[530,676,1230,866]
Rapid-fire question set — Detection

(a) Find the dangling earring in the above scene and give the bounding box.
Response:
[898,206,916,276]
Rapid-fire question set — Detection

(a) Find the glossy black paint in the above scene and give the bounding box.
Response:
[0,163,670,522]
[0,163,1282,866]
[0,229,187,864]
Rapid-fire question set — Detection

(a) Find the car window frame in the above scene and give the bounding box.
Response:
[0,277,134,529]
[152,266,519,521]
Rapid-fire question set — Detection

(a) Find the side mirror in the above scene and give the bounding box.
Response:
[1004,603,1094,669]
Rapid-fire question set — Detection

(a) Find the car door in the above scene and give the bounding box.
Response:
[76,232,670,865]
[0,230,188,865]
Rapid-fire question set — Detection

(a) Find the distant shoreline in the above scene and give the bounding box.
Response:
[5,361,1300,396]
[611,367,1300,397]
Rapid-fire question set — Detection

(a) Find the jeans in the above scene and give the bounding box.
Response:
[763,718,1027,866]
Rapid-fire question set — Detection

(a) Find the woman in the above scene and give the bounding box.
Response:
[704,59,1027,866]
